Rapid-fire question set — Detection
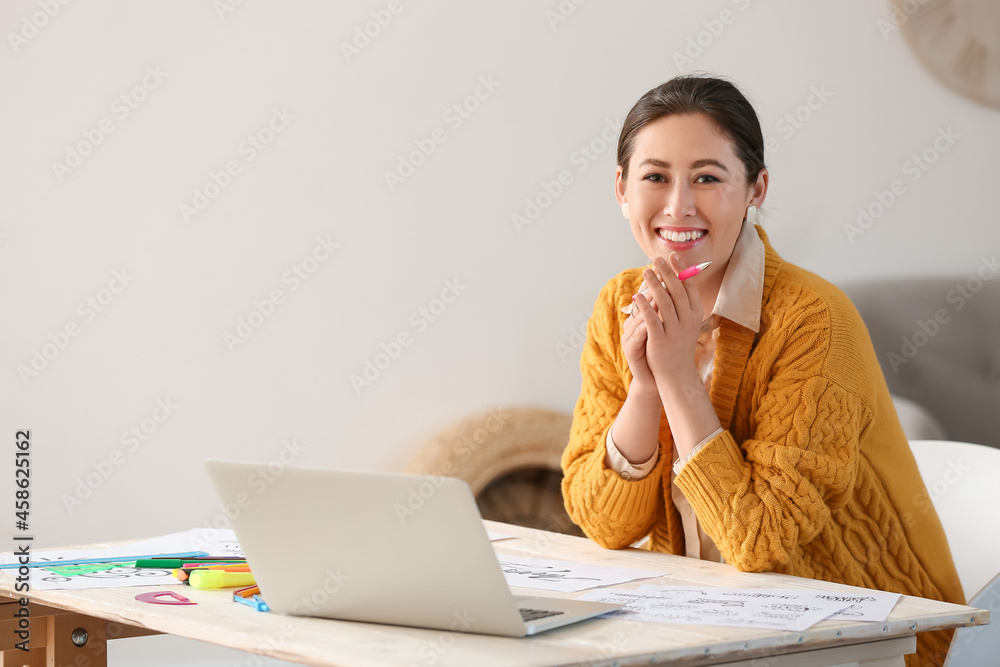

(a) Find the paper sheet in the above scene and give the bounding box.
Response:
[487,531,515,541]
[627,585,900,623]
[810,591,901,622]
[495,553,668,593]
[577,585,850,631]
[640,586,900,623]
[0,529,243,591]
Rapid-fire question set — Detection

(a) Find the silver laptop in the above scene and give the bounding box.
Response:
[204,460,621,636]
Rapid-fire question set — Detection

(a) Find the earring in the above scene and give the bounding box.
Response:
[745,205,758,225]
[621,202,629,219]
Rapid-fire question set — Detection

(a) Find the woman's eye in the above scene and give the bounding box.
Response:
[696,174,720,183]
[642,173,665,183]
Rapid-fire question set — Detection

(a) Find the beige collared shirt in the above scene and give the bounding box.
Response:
[605,221,766,561]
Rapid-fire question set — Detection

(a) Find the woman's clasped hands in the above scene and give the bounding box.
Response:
[621,253,705,394]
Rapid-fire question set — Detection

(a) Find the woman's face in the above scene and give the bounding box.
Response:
[615,113,766,288]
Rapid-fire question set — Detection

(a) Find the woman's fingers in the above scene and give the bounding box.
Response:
[653,256,691,315]
[623,307,641,338]
[667,252,703,321]
[632,293,664,339]
[642,268,673,325]
[629,317,647,346]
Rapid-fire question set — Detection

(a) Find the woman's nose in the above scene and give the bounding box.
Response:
[662,182,696,220]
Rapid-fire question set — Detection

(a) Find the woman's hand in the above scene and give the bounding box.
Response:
[618,253,719,461]
[621,291,657,392]
[631,254,704,388]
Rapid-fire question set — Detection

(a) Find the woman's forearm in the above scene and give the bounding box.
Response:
[607,381,663,464]
[658,371,722,459]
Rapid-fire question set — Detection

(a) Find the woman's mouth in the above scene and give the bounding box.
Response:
[657,227,707,249]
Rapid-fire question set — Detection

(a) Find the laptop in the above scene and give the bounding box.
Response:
[204,460,621,636]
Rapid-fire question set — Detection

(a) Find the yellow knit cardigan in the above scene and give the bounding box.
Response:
[561,226,964,667]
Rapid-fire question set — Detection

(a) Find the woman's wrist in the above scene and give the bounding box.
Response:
[611,379,663,466]
[657,371,721,458]
[627,376,661,403]
[655,368,705,407]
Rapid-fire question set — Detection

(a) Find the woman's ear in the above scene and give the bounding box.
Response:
[614,166,629,219]
[748,167,769,210]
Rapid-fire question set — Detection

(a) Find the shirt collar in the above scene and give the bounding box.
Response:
[708,221,765,333]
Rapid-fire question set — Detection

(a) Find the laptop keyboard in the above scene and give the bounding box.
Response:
[519,608,565,623]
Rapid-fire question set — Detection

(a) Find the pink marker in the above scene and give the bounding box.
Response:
[620,261,712,314]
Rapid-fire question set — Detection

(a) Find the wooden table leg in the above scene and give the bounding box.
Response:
[45,612,107,667]
[0,647,47,667]
[0,595,161,667]
[0,602,107,667]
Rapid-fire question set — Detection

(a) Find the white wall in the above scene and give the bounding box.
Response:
[2,0,998,558]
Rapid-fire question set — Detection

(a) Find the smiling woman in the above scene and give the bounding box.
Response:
[560,75,964,667]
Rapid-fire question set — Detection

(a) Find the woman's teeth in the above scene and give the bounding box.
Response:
[659,229,706,243]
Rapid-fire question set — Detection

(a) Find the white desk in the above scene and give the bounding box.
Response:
[0,521,989,666]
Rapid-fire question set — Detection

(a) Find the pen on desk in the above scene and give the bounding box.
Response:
[620,261,712,315]
[0,551,210,570]
[233,584,260,597]
[233,586,270,612]
[149,556,245,562]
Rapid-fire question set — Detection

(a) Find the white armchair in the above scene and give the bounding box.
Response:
[909,439,1000,666]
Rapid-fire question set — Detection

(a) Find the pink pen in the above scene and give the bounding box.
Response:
[620,261,712,314]
[677,261,712,281]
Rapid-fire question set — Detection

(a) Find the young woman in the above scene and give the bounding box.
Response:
[561,75,962,667]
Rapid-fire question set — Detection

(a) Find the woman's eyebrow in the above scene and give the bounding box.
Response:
[691,158,729,172]
[637,158,729,172]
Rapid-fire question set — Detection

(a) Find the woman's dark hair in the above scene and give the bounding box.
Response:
[617,75,765,186]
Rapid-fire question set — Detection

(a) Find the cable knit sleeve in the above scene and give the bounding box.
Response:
[674,309,864,573]
[561,274,665,549]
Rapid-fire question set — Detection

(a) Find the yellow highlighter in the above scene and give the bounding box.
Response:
[189,570,256,590]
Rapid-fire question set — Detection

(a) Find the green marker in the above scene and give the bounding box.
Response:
[135,558,247,568]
